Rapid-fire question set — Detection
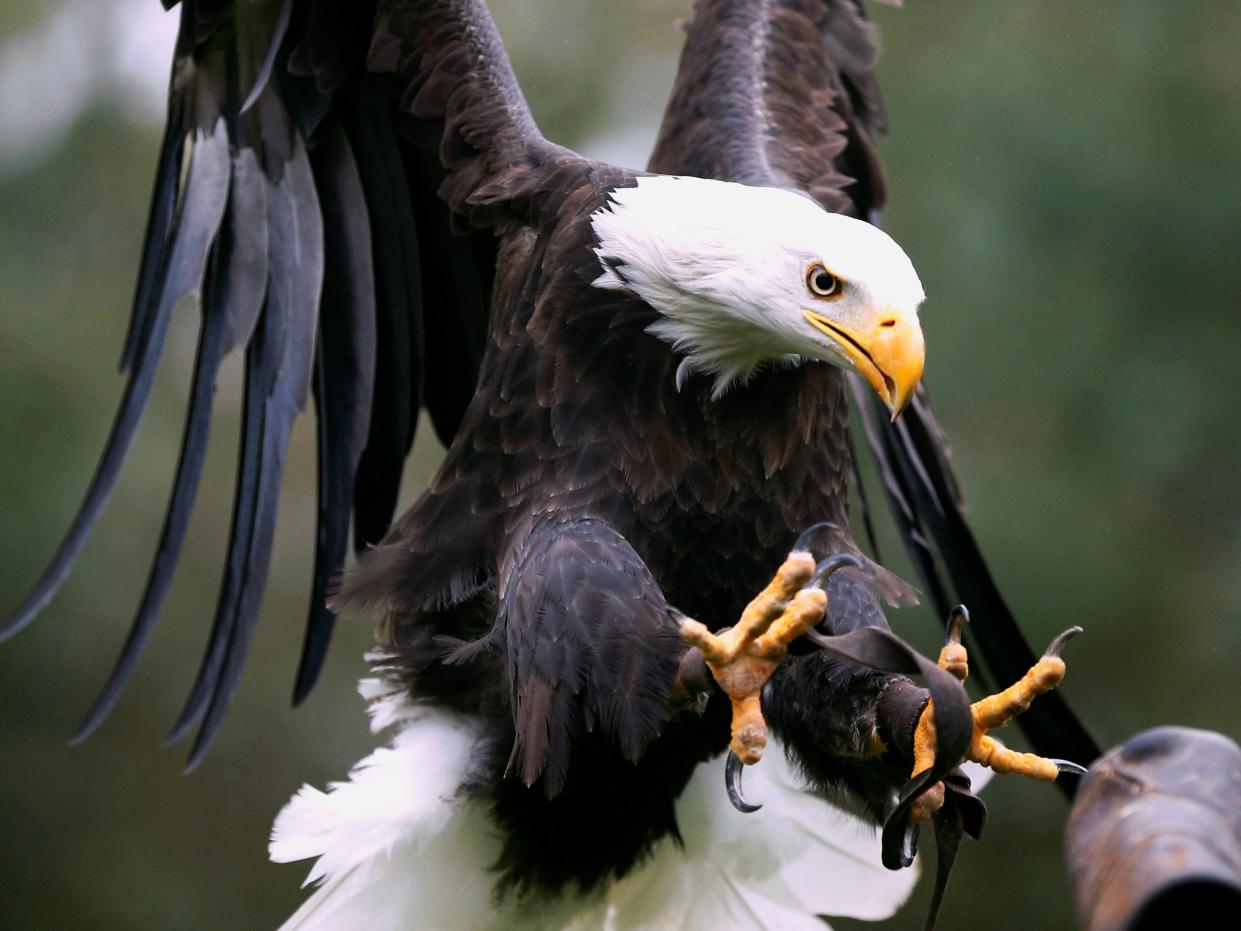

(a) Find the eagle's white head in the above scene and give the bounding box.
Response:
[591,175,925,414]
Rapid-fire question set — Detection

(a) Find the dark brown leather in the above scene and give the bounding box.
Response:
[1066,726,1241,930]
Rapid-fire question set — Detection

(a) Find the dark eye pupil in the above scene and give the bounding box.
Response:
[815,271,835,293]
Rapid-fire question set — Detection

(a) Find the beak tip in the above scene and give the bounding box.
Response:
[885,383,916,422]
[803,308,924,418]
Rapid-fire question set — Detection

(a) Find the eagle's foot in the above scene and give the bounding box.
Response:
[679,550,826,766]
[910,608,1086,820]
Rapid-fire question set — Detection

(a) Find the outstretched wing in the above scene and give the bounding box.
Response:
[649,0,888,217]
[648,0,1099,775]
[1,0,564,766]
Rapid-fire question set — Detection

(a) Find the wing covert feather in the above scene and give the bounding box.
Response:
[499,518,682,798]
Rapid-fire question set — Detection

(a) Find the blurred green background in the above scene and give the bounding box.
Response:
[2,1,1239,928]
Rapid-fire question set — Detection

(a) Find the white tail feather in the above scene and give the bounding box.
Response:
[271,688,920,930]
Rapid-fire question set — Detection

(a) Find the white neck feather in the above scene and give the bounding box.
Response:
[591,175,813,397]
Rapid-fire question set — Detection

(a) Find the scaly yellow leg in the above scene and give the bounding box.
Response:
[680,551,827,765]
[911,610,1083,820]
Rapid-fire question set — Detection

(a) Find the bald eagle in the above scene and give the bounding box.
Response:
[2,0,1097,927]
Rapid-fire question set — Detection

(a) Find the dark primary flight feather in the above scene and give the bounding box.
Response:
[0,0,504,762]
[3,0,623,767]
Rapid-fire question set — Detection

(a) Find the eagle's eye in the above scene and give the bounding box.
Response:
[806,263,842,299]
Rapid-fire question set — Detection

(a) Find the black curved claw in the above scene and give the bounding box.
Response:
[1051,758,1089,777]
[898,822,919,867]
[791,521,842,555]
[725,750,762,813]
[1044,625,1083,659]
[945,604,969,645]
[666,605,692,626]
[810,552,864,589]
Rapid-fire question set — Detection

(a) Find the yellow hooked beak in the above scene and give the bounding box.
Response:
[803,307,925,419]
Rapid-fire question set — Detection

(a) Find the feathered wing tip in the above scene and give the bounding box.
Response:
[270,686,919,931]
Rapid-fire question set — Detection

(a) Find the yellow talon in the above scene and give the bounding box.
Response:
[910,610,1079,819]
[679,552,826,765]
